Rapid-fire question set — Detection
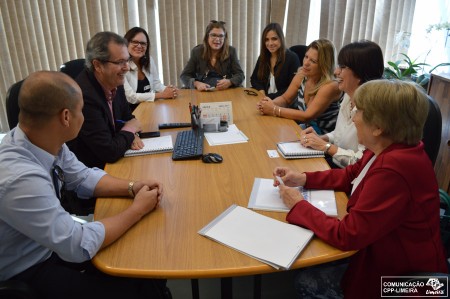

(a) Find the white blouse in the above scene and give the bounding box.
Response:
[325,94,365,168]
[124,57,166,104]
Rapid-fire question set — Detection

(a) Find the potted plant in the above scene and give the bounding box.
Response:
[383,53,427,81]
[384,53,450,90]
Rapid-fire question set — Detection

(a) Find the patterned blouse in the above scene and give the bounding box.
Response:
[295,78,342,134]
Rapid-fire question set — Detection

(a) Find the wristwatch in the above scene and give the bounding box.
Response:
[324,143,332,155]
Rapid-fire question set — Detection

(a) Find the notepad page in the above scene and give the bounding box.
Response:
[204,124,248,146]
[199,205,313,270]
[248,178,337,216]
[124,135,173,156]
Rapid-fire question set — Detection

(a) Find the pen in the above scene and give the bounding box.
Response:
[115,119,126,124]
[293,129,302,141]
[276,176,285,186]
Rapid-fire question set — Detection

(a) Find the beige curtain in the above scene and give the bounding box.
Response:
[320,0,416,60]
[284,0,311,48]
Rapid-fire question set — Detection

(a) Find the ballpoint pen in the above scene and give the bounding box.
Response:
[293,129,302,141]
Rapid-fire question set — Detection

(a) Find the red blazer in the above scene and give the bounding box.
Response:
[287,142,447,298]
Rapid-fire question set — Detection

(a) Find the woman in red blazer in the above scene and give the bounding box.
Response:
[273,79,447,298]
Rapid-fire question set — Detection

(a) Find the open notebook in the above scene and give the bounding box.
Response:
[248,178,337,216]
[124,135,173,157]
[198,205,314,270]
[277,141,324,159]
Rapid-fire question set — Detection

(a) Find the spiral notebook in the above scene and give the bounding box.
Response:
[277,141,324,159]
[198,205,314,270]
[124,135,173,157]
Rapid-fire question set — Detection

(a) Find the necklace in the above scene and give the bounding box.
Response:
[349,101,355,120]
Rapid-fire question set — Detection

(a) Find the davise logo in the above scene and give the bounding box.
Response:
[426,278,444,294]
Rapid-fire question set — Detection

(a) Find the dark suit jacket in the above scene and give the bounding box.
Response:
[68,69,135,169]
[250,49,300,99]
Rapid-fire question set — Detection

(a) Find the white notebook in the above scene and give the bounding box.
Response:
[248,178,338,216]
[277,141,324,159]
[204,124,248,146]
[198,205,314,270]
[124,135,173,157]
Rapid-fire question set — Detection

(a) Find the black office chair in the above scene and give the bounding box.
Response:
[289,45,308,66]
[6,79,25,130]
[422,95,442,166]
[0,280,36,299]
[60,58,85,79]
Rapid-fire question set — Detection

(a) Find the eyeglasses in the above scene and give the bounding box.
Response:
[337,64,349,70]
[244,89,258,96]
[130,40,148,47]
[210,20,226,25]
[103,58,131,67]
[209,33,225,40]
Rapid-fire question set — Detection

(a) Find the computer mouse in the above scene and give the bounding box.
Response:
[202,153,223,163]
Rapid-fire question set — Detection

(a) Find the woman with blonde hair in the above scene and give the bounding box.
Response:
[257,39,342,134]
[180,20,245,91]
[300,40,384,168]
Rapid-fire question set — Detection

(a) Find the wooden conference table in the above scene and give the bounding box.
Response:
[93,88,353,281]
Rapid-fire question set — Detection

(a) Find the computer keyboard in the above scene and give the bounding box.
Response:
[172,130,204,160]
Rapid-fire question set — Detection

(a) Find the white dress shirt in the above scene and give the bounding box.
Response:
[0,127,106,280]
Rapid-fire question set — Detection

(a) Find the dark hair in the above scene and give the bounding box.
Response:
[124,27,151,71]
[202,20,230,62]
[338,40,384,84]
[257,23,286,80]
[85,31,128,72]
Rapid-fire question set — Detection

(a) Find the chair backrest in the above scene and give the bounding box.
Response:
[60,58,85,79]
[422,95,442,166]
[289,45,307,66]
[6,79,25,130]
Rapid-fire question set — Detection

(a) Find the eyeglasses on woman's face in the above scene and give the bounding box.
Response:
[130,40,148,47]
[209,33,225,40]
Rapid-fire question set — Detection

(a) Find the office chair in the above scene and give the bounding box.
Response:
[60,58,85,79]
[289,45,307,66]
[422,95,442,166]
[6,79,25,130]
[0,280,36,299]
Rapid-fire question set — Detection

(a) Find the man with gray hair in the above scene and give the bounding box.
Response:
[68,31,144,169]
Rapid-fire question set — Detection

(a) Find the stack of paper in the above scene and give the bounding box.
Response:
[198,205,314,270]
[248,178,337,216]
[204,124,248,146]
